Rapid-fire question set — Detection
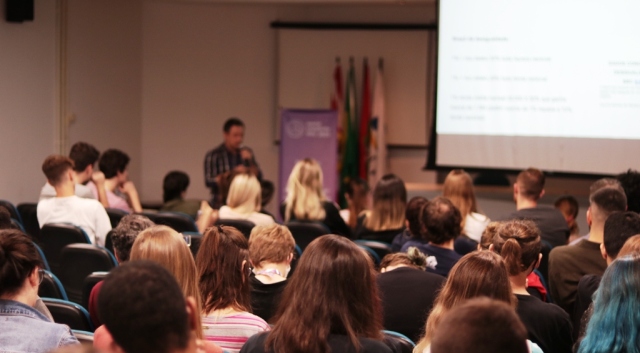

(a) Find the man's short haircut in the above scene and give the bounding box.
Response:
[99,149,130,179]
[223,117,245,133]
[603,211,640,259]
[248,224,295,267]
[616,169,640,213]
[69,142,100,173]
[589,178,622,195]
[516,167,545,200]
[406,196,428,237]
[111,215,155,262]
[430,297,528,353]
[42,155,74,186]
[422,196,462,245]
[589,187,627,223]
[98,260,190,353]
[163,171,190,203]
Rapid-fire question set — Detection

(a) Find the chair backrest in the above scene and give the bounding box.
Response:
[39,223,92,277]
[215,219,256,239]
[152,212,198,233]
[0,199,21,224]
[33,242,50,271]
[356,244,381,267]
[183,231,203,258]
[38,270,69,301]
[538,239,553,284]
[105,208,129,229]
[355,240,393,260]
[72,330,94,344]
[59,244,117,305]
[10,218,26,232]
[43,298,94,332]
[104,229,115,255]
[285,221,330,251]
[82,272,108,310]
[383,330,416,353]
[17,202,39,239]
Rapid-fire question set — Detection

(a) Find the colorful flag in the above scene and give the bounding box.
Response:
[369,58,387,187]
[331,58,346,176]
[339,58,359,207]
[358,58,371,180]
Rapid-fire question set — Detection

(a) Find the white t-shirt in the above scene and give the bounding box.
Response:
[37,195,112,246]
[39,182,95,201]
[464,212,491,243]
[218,206,275,226]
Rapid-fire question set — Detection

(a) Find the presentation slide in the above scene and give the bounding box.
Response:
[435,0,640,174]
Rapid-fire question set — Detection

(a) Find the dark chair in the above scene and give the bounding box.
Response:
[17,202,39,239]
[533,268,553,303]
[38,270,69,301]
[38,223,91,277]
[43,298,94,332]
[538,239,553,284]
[183,231,203,258]
[215,219,256,239]
[82,272,108,310]
[356,244,381,267]
[383,330,415,353]
[355,240,393,260]
[59,244,117,305]
[0,199,22,224]
[105,208,129,229]
[33,242,51,271]
[10,218,25,232]
[151,212,198,233]
[104,230,115,256]
[72,330,94,344]
[285,221,330,251]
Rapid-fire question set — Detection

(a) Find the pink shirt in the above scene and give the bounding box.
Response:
[87,182,131,213]
[202,312,270,353]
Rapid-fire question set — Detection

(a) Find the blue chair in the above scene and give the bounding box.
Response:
[17,202,39,240]
[533,268,553,303]
[149,211,199,233]
[383,330,415,353]
[59,244,117,305]
[38,223,91,277]
[72,330,94,344]
[106,208,129,229]
[10,218,26,232]
[355,240,393,260]
[33,242,50,271]
[183,231,203,258]
[356,244,381,267]
[215,219,256,239]
[82,272,108,310]
[43,298,94,332]
[0,199,22,224]
[38,270,68,301]
[285,221,330,251]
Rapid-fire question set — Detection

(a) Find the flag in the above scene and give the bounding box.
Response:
[358,57,371,180]
[331,58,345,176]
[339,58,359,207]
[369,58,387,187]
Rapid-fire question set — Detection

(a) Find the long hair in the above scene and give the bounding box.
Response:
[226,173,262,214]
[364,174,407,231]
[284,158,326,222]
[442,169,480,231]
[491,220,541,276]
[578,255,640,353]
[265,235,383,353]
[195,225,251,314]
[129,225,203,338]
[414,251,514,352]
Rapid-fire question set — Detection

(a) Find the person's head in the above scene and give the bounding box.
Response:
[68,142,100,183]
[443,169,479,221]
[0,206,12,230]
[110,214,155,262]
[380,246,428,272]
[42,155,75,187]
[266,235,382,353]
[491,220,542,276]
[514,167,545,202]
[406,196,429,238]
[554,195,579,233]
[226,173,262,214]
[195,225,250,314]
[587,186,627,228]
[616,169,640,213]
[578,255,640,353]
[0,230,44,304]
[99,149,130,182]
[163,171,190,203]
[365,174,407,231]
[602,211,640,264]
[249,224,295,269]
[430,297,528,353]
[421,196,462,245]
[478,222,502,250]
[98,261,198,353]
[344,178,370,210]
[222,117,245,151]
[284,158,326,222]
[618,235,640,258]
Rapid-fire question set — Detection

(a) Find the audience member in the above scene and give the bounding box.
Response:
[281,158,350,237]
[549,183,626,314]
[160,170,218,233]
[354,174,407,243]
[498,167,569,247]
[196,225,269,352]
[554,195,581,244]
[401,197,462,277]
[37,155,111,246]
[248,224,295,322]
[377,247,445,342]
[491,220,573,353]
[569,179,622,245]
[240,235,393,353]
[340,178,370,229]
[442,169,490,243]
[90,149,142,213]
[477,221,501,250]
[219,173,275,226]
[430,298,529,353]
[0,206,13,229]
[391,196,428,252]
[618,234,640,257]
[616,169,640,213]
[0,229,79,351]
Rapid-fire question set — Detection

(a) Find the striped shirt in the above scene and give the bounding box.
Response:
[202,312,270,353]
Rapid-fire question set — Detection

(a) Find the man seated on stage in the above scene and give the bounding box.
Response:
[204,117,262,207]
[37,155,111,246]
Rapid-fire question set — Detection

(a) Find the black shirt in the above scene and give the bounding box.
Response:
[280,201,351,237]
[515,294,573,353]
[572,274,601,339]
[249,275,288,323]
[354,216,404,243]
[499,206,570,248]
[240,332,394,353]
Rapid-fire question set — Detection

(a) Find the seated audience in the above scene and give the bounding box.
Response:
[616,169,640,213]
[160,170,218,233]
[0,229,79,351]
[401,197,463,277]
[498,167,569,248]
[248,224,295,322]
[196,225,270,352]
[339,178,370,229]
[554,195,581,244]
[377,247,445,342]
[281,158,350,237]
[430,298,529,353]
[90,149,142,213]
[240,235,393,353]
[391,196,428,252]
[0,206,13,229]
[491,220,573,353]
[354,174,407,243]
[549,182,626,314]
[219,173,275,226]
[442,169,490,243]
[37,155,111,246]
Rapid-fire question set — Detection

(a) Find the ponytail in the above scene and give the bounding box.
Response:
[501,238,523,276]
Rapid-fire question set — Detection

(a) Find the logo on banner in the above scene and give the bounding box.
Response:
[285,119,305,139]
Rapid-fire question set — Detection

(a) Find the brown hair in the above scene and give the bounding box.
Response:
[516,168,545,200]
[265,235,383,353]
[364,174,407,231]
[196,225,251,314]
[479,222,502,250]
[491,220,541,276]
[406,197,428,237]
[422,197,462,244]
[42,155,74,186]
[0,229,44,297]
[443,169,481,231]
[249,224,295,267]
[618,235,640,257]
[380,247,428,271]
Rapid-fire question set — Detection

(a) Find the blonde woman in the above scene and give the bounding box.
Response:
[442,169,490,243]
[281,158,350,237]
[354,174,407,243]
[219,173,274,226]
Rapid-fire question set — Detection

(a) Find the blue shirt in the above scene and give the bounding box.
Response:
[401,240,462,277]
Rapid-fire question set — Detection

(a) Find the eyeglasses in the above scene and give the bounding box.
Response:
[38,269,45,285]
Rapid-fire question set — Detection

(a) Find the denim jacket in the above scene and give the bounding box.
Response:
[0,299,79,353]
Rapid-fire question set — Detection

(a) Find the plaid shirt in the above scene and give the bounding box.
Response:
[204,143,261,192]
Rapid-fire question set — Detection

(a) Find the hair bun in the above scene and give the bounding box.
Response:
[406,247,428,268]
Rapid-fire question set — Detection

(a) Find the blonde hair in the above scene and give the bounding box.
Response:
[249,224,295,267]
[364,174,406,231]
[226,173,262,214]
[284,159,326,222]
[130,225,203,338]
[442,169,481,233]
